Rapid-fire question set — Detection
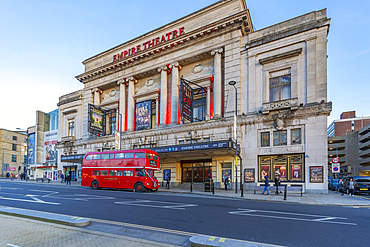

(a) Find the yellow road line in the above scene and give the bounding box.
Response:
[208,236,216,241]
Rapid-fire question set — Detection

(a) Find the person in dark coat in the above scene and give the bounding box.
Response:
[274,172,281,195]
[261,175,270,195]
[166,172,171,189]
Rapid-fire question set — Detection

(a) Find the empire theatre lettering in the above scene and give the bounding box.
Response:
[113,27,185,62]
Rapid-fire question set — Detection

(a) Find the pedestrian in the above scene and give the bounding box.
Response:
[6,172,9,179]
[348,177,355,196]
[338,178,344,196]
[261,175,270,195]
[60,173,64,183]
[227,175,231,190]
[16,172,20,180]
[166,172,171,189]
[66,173,71,185]
[274,172,281,195]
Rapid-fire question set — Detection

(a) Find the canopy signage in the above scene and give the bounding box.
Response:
[152,141,230,153]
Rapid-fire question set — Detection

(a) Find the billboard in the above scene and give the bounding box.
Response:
[88,104,106,135]
[180,78,193,123]
[44,130,58,164]
[28,133,35,164]
[135,100,152,130]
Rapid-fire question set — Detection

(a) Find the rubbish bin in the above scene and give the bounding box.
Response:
[204,179,214,192]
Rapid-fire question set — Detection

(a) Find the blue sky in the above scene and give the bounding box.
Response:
[1,0,369,131]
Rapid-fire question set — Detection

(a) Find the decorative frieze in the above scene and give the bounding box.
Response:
[262,98,298,115]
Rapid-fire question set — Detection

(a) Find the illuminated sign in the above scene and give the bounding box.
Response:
[113,27,185,61]
[88,104,106,135]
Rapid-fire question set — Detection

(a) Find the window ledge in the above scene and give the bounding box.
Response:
[61,136,75,143]
[262,98,298,114]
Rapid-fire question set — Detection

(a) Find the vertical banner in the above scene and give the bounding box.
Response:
[135,100,152,130]
[180,78,193,123]
[28,133,35,164]
[43,130,58,164]
[88,104,106,135]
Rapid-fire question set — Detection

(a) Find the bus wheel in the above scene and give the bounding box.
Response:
[134,182,145,192]
[91,180,100,190]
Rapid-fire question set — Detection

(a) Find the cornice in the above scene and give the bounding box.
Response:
[76,10,250,84]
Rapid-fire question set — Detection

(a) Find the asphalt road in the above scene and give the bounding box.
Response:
[1,181,369,247]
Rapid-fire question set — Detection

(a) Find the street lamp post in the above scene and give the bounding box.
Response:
[229,81,238,194]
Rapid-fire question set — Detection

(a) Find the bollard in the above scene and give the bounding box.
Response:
[212,183,215,194]
[283,185,287,200]
[190,183,192,192]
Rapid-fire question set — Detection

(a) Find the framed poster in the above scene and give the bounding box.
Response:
[163,169,171,181]
[291,164,302,180]
[244,168,255,183]
[135,100,152,130]
[260,165,270,181]
[222,169,231,183]
[274,165,287,180]
[180,78,193,123]
[310,166,323,183]
[88,104,106,135]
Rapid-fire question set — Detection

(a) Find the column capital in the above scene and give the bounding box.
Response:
[211,48,223,56]
[117,79,126,85]
[169,62,182,70]
[157,66,168,72]
[91,88,102,94]
[126,76,137,83]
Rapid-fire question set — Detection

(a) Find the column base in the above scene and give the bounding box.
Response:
[205,115,211,120]
[170,121,179,126]
[159,123,167,128]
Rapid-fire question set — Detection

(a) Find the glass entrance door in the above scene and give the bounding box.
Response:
[181,162,212,183]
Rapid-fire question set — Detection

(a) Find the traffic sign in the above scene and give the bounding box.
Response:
[332,163,340,173]
[332,157,339,163]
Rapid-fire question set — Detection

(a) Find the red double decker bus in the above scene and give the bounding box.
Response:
[81,149,160,192]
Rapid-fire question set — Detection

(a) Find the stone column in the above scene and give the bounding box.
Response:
[170,62,180,125]
[126,77,136,131]
[211,48,223,118]
[156,97,160,128]
[206,85,211,120]
[117,79,126,132]
[158,66,168,126]
[92,88,101,105]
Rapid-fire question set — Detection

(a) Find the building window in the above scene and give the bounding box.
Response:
[179,140,185,145]
[270,75,291,102]
[12,144,17,151]
[68,122,75,136]
[204,137,210,142]
[193,97,206,122]
[12,155,17,162]
[12,136,17,141]
[261,132,270,147]
[24,155,27,163]
[291,129,301,145]
[107,115,116,135]
[273,131,287,146]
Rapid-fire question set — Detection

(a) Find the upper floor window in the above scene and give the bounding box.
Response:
[68,122,75,136]
[291,129,301,145]
[261,132,270,147]
[193,97,206,122]
[12,136,17,141]
[12,155,17,162]
[273,131,287,146]
[12,144,17,151]
[270,75,291,102]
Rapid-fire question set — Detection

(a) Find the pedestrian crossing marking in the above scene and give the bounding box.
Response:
[208,236,216,241]
[219,238,226,242]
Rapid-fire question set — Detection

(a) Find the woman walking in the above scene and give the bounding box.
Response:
[348,177,355,196]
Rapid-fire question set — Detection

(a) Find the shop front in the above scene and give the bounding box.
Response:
[60,154,85,182]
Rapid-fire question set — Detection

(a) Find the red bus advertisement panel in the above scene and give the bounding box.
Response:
[81,149,160,192]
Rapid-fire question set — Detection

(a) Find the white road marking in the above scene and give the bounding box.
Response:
[229,208,356,226]
[25,194,44,202]
[115,199,198,210]
[0,196,60,205]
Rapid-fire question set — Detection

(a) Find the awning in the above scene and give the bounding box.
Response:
[61,154,85,163]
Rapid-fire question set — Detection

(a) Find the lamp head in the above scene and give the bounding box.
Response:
[228,81,236,86]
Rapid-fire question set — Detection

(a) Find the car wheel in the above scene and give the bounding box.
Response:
[135,182,145,192]
[91,180,99,190]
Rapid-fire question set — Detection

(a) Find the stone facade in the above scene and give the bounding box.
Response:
[56,0,331,193]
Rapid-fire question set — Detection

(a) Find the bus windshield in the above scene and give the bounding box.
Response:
[146,169,156,178]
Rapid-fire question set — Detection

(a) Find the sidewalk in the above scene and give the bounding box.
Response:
[2,178,370,206]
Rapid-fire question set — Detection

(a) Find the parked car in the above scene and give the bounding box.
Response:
[329,179,339,191]
[343,176,370,195]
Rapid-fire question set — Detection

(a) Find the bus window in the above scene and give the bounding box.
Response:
[115,153,124,159]
[125,153,134,158]
[93,154,101,160]
[109,170,114,176]
[153,154,159,160]
[86,155,93,160]
[110,154,115,159]
[146,169,154,177]
[116,170,123,176]
[100,170,108,176]
[146,153,153,159]
[135,152,145,158]
[135,168,145,177]
[92,170,99,176]
[101,154,110,160]
[124,171,133,176]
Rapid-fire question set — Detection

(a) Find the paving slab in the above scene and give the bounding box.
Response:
[190,235,281,247]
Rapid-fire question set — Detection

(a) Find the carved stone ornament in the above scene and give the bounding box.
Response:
[109,88,117,97]
[192,64,203,73]
[146,78,154,87]
[274,119,285,130]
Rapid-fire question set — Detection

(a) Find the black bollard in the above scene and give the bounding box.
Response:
[212,182,215,194]
[283,185,287,200]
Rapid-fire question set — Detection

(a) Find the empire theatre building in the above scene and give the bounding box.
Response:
[57,0,331,193]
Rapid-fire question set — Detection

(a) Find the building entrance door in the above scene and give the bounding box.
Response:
[181,161,212,183]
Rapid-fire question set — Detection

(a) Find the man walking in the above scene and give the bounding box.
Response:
[66,173,71,185]
[261,175,270,195]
